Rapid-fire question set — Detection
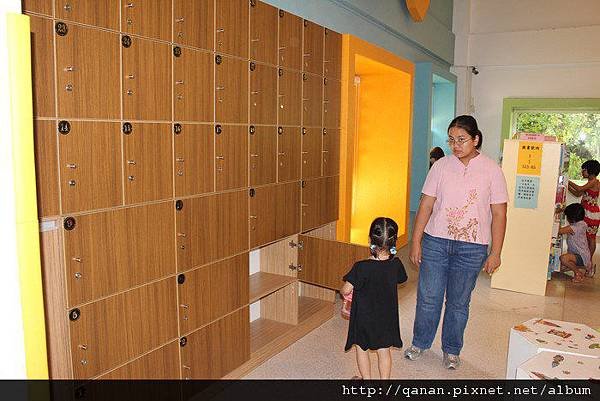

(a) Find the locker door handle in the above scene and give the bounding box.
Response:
[175,80,184,85]
[216,28,225,33]
[72,257,82,263]
[302,151,309,154]
[128,175,135,181]
[125,2,134,8]
[251,91,260,95]
[176,17,185,23]
[216,86,226,90]
[216,156,225,160]
[78,344,87,350]
[180,304,189,309]
[279,46,286,50]
[250,154,259,157]
[301,203,308,207]
[303,53,312,57]
[64,3,72,12]
[126,18,133,25]
[127,160,136,165]
[65,84,73,92]
[64,66,75,72]
[322,150,329,153]
[66,163,77,169]
[127,90,134,96]
[177,232,187,237]
[126,74,135,79]
[176,157,184,162]
[74,272,82,279]
[251,38,260,42]
[68,180,76,187]
[249,215,257,219]
[278,152,285,156]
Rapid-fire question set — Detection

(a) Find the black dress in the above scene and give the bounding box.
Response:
[343,257,408,351]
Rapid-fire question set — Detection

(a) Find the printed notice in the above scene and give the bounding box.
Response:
[515,175,540,209]
[517,141,543,175]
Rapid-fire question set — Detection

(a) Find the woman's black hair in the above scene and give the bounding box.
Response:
[581,160,600,176]
[368,217,398,260]
[564,203,585,224]
[429,147,445,168]
[447,115,483,150]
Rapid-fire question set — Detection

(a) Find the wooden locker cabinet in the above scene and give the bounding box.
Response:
[33,120,59,217]
[122,36,172,121]
[303,20,324,75]
[123,123,173,204]
[324,28,342,79]
[176,190,249,271]
[173,0,214,50]
[215,125,248,191]
[249,63,277,125]
[63,202,175,306]
[278,10,302,70]
[29,16,55,118]
[250,0,278,65]
[122,0,172,42]
[23,0,53,16]
[215,55,249,124]
[249,125,277,186]
[301,176,339,232]
[174,124,215,197]
[55,0,120,30]
[277,126,301,183]
[302,73,323,127]
[99,341,180,379]
[322,128,340,177]
[301,127,322,180]
[68,277,178,379]
[58,121,122,213]
[174,47,214,123]
[278,68,302,126]
[55,23,120,119]
[215,0,249,58]
[323,78,341,128]
[178,253,249,334]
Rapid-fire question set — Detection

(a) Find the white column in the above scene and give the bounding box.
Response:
[452,0,473,115]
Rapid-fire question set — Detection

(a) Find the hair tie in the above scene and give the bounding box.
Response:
[390,246,397,255]
[369,244,376,251]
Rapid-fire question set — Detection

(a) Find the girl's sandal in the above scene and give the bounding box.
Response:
[572,271,585,284]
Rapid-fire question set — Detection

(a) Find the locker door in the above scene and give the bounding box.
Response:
[250,0,278,65]
[322,175,340,224]
[29,16,55,118]
[303,20,324,75]
[99,341,180,379]
[215,55,249,124]
[302,73,323,127]
[323,78,341,128]
[174,47,214,123]
[122,0,172,42]
[301,175,339,231]
[123,123,173,204]
[277,126,301,183]
[63,202,175,306]
[176,190,248,271]
[23,0,53,15]
[55,0,120,30]
[59,121,122,213]
[249,125,277,186]
[34,120,59,218]
[278,10,302,70]
[301,127,322,180]
[55,23,120,119]
[180,307,250,379]
[122,36,172,121]
[298,235,369,290]
[69,277,178,379]
[322,128,340,177]
[324,28,342,80]
[173,0,214,50]
[215,125,248,191]
[215,0,249,58]
[249,63,277,125]
[174,124,215,197]
[277,68,302,126]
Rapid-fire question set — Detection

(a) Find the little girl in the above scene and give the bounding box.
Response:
[341,217,408,379]
[558,203,591,283]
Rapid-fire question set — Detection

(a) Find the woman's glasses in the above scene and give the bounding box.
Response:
[447,137,473,146]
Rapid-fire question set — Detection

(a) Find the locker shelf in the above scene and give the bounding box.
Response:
[250,318,295,356]
[298,296,333,324]
[249,272,297,303]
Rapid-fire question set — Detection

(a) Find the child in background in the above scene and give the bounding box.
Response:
[558,203,591,284]
[341,217,408,379]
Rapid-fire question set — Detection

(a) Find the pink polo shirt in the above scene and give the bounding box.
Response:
[422,153,508,245]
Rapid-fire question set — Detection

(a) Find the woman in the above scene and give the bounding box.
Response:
[429,147,445,169]
[405,115,508,369]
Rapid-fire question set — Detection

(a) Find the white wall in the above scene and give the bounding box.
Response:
[455,0,600,160]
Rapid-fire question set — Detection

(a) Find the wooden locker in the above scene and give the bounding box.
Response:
[277,68,302,126]
[123,123,173,204]
[180,307,250,379]
[173,0,214,50]
[301,175,339,231]
[249,63,277,125]
[63,201,175,306]
[215,125,248,191]
[324,28,342,80]
[302,73,323,127]
[249,125,277,186]
[174,124,215,197]
[55,0,119,30]
[122,0,172,42]
[58,121,122,213]
[250,0,278,65]
[215,0,249,58]
[303,20,324,75]
[69,277,178,379]
[277,126,301,183]
[173,46,214,123]
[99,341,180,379]
[301,127,322,180]
[322,128,340,177]
[34,120,59,217]
[323,78,341,128]
[278,10,302,70]
[322,175,340,225]
[249,182,301,248]
[29,16,55,118]
[122,36,172,121]
[176,190,248,271]
[23,0,53,16]
[215,55,249,124]
[178,253,249,334]
[55,23,120,119]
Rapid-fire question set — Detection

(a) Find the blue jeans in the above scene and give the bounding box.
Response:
[412,233,488,355]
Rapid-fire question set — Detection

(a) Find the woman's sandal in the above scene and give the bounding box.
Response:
[585,264,596,278]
